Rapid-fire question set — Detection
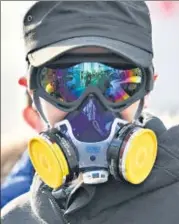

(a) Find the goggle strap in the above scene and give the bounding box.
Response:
[33,91,51,129]
[133,97,144,122]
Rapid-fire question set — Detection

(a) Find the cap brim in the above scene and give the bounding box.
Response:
[28,36,152,67]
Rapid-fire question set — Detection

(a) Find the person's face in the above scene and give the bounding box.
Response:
[35,47,149,126]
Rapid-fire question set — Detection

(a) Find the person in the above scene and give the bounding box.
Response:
[2,2,179,224]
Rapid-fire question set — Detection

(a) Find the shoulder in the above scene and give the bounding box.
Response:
[112,181,179,224]
[159,124,179,155]
[1,193,39,224]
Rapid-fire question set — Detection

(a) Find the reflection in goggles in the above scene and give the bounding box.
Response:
[40,63,143,103]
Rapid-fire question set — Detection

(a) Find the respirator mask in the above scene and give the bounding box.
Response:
[28,57,157,189]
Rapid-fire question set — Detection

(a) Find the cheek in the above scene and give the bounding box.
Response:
[120,101,140,122]
[46,107,67,126]
[40,98,68,126]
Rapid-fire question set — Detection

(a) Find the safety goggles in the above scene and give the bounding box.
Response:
[30,62,149,112]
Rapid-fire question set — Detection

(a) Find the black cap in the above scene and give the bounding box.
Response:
[23,1,153,67]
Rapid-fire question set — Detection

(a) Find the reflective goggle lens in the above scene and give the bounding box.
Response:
[39,63,143,103]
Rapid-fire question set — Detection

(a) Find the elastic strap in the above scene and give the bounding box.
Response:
[33,91,51,129]
[133,98,144,122]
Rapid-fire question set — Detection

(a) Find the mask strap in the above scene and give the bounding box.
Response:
[133,97,144,123]
[33,91,51,129]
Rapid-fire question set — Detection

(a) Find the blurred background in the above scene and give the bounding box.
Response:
[1,1,179,137]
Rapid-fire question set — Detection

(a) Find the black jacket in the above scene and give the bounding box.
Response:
[2,124,179,224]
